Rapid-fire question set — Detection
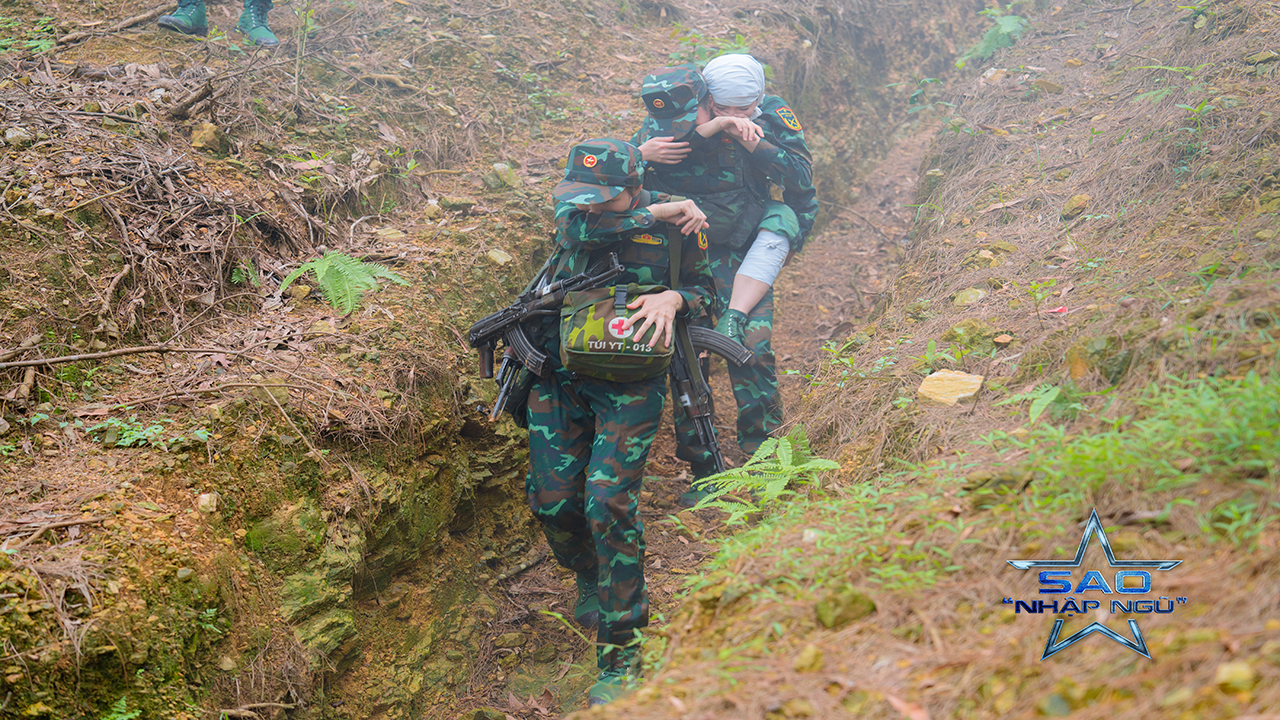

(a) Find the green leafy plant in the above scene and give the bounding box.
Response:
[231,259,261,287]
[87,415,172,448]
[995,383,1085,424]
[1013,277,1057,328]
[887,76,952,115]
[279,251,409,314]
[956,6,1029,68]
[0,15,58,55]
[101,696,142,720]
[909,339,957,372]
[690,427,840,525]
[668,25,751,67]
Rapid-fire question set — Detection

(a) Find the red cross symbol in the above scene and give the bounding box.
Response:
[609,317,631,338]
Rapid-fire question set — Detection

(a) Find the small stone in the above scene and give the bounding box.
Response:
[1214,660,1257,692]
[815,586,876,629]
[952,287,987,306]
[1064,58,1083,68]
[993,334,1015,347]
[491,162,520,187]
[197,493,220,514]
[438,196,476,212]
[190,122,230,156]
[176,567,195,581]
[3,127,34,148]
[0,416,9,437]
[305,319,336,339]
[1254,228,1276,241]
[287,284,312,300]
[493,632,526,648]
[530,644,557,663]
[422,203,443,221]
[486,248,513,265]
[792,643,825,673]
[1246,50,1279,65]
[1061,194,1091,219]
[216,656,237,672]
[918,370,985,405]
[1036,693,1072,716]
[1032,79,1065,94]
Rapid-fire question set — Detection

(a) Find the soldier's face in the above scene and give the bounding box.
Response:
[709,99,759,118]
[577,186,638,214]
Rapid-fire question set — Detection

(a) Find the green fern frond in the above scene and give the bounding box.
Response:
[689,427,839,524]
[279,251,409,315]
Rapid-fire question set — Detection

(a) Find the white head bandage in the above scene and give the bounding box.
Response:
[703,54,766,118]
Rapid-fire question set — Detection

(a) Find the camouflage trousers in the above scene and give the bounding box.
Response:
[674,244,781,473]
[525,371,664,670]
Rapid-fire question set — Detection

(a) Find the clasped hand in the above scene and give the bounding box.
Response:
[619,290,685,350]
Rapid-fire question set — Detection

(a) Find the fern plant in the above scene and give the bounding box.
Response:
[280,251,408,314]
[101,696,142,720]
[690,426,840,524]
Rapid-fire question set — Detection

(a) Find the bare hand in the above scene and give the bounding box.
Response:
[648,199,709,236]
[621,290,685,349]
[638,136,691,164]
[717,116,763,143]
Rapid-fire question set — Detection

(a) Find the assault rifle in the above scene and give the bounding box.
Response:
[671,323,753,473]
[467,253,625,419]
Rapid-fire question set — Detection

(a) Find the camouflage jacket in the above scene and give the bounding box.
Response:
[630,95,818,251]
[540,191,717,369]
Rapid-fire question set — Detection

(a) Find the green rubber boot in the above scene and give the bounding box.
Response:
[714,308,748,347]
[573,568,599,628]
[587,646,639,707]
[236,0,279,46]
[157,0,208,36]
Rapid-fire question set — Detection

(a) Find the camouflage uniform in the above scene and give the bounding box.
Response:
[527,139,715,674]
[634,66,818,469]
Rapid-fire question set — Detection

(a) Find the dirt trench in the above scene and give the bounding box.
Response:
[0,1,986,717]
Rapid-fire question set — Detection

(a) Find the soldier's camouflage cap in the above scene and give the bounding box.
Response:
[552,138,645,205]
[640,63,707,139]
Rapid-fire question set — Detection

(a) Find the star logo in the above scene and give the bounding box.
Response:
[582,155,599,168]
[652,98,666,109]
[608,317,632,339]
[1007,508,1180,660]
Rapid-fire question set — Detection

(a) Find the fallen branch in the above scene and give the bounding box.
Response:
[168,82,214,121]
[0,345,239,371]
[213,703,297,719]
[57,5,170,46]
[0,335,42,363]
[4,517,106,552]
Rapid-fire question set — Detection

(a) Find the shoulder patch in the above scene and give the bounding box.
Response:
[774,106,802,132]
[631,233,663,246]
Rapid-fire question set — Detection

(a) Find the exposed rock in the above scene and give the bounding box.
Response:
[1064,58,1083,68]
[294,609,358,660]
[216,656,237,672]
[815,586,876,629]
[486,248,513,265]
[993,334,1015,347]
[792,643,825,673]
[1032,78,1064,94]
[493,632,526,648]
[1061,194,1091,219]
[439,196,476,212]
[4,127,34,148]
[196,492,220,514]
[1246,50,1279,65]
[287,284,312,300]
[952,287,987,306]
[422,202,443,221]
[304,319,337,339]
[1214,660,1257,692]
[918,370,984,405]
[530,644,557,663]
[190,122,230,155]
[175,567,195,581]
[281,572,347,623]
